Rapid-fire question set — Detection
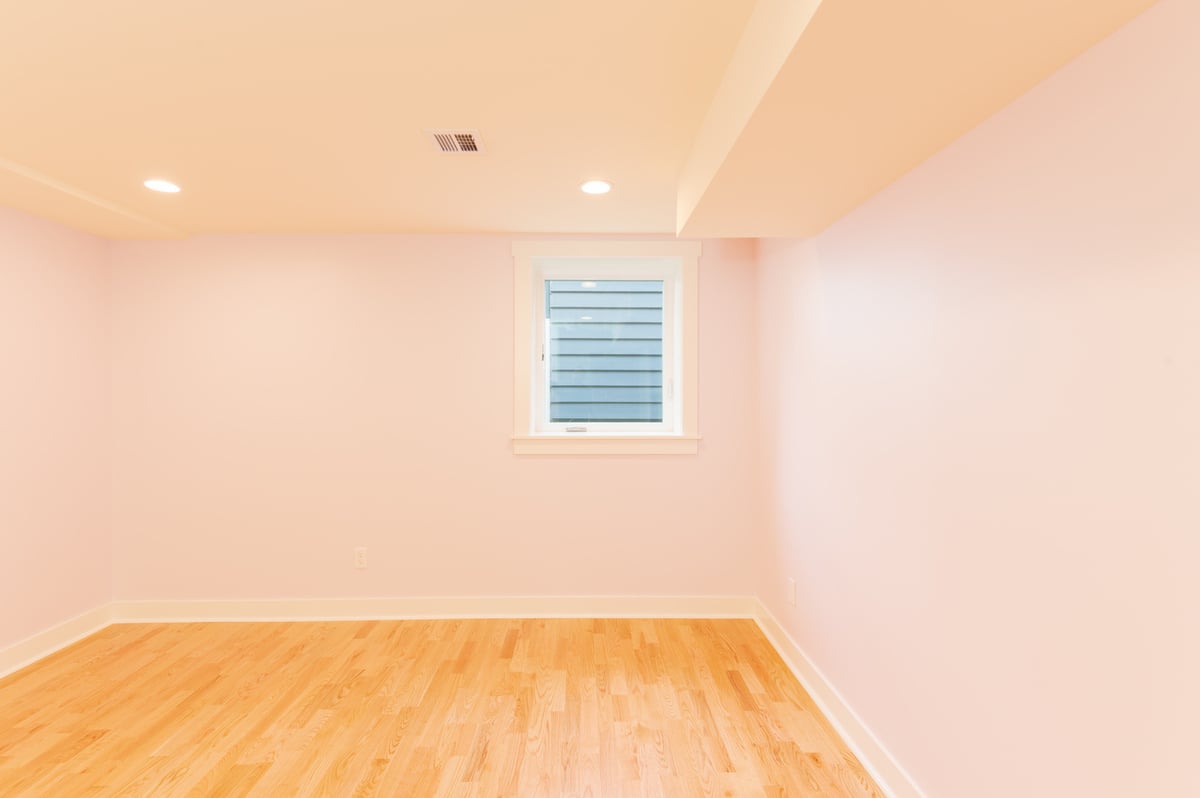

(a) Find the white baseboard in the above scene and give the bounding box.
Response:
[111,594,761,623]
[752,601,928,798]
[0,604,112,680]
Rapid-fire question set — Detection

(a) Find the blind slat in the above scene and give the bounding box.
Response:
[548,307,662,323]
[550,371,662,387]
[553,387,664,402]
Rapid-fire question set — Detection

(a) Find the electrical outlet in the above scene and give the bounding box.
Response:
[787,577,797,607]
[354,547,367,569]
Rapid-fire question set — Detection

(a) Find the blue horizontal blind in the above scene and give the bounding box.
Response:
[546,279,664,423]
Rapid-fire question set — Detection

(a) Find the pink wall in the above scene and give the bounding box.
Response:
[109,236,760,601]
[756,1,1199,796]
[0,207,110,649]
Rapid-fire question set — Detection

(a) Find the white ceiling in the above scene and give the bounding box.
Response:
[0,0,1160,239]
[677,0,1162,238]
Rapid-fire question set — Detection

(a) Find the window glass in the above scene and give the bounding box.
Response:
[545,280,664,423]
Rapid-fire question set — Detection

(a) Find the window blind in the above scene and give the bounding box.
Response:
[546,279,664,423]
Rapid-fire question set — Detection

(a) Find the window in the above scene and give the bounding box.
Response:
[512,241,700,454]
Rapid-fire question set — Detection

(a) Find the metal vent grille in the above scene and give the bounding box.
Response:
[427,129,484,153]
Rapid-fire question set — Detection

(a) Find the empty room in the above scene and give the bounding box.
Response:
[1,0,1195,796]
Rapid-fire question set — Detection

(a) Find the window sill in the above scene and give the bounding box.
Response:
[512,435,700,455]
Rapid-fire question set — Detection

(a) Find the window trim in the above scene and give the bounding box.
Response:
[512,240,700,455]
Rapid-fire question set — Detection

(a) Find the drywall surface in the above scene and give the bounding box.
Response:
[110,235,761,601]
[756,1,1199,794]
[0,207,110,650]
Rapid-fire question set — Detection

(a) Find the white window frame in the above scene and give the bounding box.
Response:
[512,241,700,455]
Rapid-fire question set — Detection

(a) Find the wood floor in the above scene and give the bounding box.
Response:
[0,619,882,797]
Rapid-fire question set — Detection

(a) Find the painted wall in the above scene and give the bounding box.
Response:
[0,207,110,650]
[756,1,1199,796]
[109,236,760,601]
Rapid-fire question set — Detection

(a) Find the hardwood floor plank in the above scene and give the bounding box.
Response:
[0,619,882,797]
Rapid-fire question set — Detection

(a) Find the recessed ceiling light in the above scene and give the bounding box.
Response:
[143,179,181,193]
[580,180,611,195]
[581,281,597,288]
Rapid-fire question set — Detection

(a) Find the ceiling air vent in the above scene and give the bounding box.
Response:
[427,129,484,153]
